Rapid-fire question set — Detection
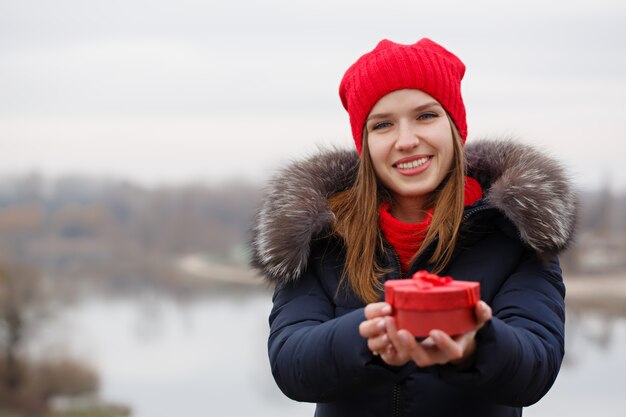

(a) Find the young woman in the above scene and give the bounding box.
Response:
[250,38,577,417]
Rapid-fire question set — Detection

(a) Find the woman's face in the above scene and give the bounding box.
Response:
[366,89,454,208]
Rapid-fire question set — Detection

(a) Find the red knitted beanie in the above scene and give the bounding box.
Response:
[339,38,467,154]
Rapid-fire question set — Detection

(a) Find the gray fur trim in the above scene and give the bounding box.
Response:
[466,138,578,258]
[249,139,578,283]
[249,148,358,283]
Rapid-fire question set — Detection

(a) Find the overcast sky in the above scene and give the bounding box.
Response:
[1,0,625,190]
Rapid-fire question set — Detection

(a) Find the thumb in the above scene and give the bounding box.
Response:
[476,301,492,329]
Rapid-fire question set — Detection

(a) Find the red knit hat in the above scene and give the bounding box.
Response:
[339,38,467,154]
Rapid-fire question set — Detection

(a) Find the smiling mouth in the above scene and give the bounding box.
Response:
[394,156,431,169]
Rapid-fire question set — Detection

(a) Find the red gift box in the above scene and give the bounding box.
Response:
[384,271,480,338]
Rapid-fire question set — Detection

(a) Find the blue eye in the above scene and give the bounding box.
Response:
[418,112,438,121]
[372,121,392,130]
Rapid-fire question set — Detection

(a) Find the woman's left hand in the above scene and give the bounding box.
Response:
[384,300,493,368]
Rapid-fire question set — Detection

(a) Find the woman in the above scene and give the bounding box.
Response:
[250,38,577,417]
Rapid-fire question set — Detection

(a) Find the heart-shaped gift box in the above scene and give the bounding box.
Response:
[384,270,480,337]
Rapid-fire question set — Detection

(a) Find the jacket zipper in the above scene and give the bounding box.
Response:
[380,239,404,417]
[462,204,491,221]
[383,240,403,276]
[391,383,402,417]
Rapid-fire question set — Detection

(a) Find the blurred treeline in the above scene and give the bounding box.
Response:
[0,174,262,296]
[566,185,626,274]
[0,173,624,282]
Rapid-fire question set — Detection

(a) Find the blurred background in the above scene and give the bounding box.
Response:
[1,0,625,416]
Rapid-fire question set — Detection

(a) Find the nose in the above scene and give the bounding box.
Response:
[394,123,419,151]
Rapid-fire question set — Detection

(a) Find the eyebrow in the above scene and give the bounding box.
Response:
[366,101,442,122]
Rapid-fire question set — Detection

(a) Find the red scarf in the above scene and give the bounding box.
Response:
[379,177,483,275]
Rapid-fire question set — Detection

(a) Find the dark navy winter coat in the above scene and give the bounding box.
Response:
[250,140,577,417]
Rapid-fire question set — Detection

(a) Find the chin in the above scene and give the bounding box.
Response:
[395,188,432,199]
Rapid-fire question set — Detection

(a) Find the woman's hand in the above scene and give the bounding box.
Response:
[385,300,493,368]
[359,302,412,366]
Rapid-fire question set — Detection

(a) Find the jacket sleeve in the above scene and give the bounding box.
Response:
[268,267,415,402]
[436,252,565,406]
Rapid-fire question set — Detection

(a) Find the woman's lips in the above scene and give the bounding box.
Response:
[393,155,433,176]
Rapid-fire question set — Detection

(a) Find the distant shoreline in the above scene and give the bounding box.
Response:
[174,256,626,316]
[565,273,626,316]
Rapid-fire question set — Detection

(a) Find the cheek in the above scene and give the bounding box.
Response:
[367,141,387,169]
[442,143,454,170]
[432,128,454,169]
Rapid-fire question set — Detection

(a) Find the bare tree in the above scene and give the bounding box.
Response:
[0,261,101,416]
[0,262,41,394]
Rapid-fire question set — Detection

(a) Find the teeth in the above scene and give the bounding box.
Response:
[396,157,429,169]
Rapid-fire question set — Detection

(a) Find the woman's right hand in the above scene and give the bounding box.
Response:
[359,302,411,367]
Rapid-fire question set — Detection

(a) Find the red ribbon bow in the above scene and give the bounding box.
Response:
[410,270,479,306]
[412,270,453,289]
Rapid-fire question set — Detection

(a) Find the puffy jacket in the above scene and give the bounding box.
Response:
[250,139,577,417]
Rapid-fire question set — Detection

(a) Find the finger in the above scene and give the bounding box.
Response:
[396,329,442,366]
[380,345,400,364]
[385,316,440,367]
[385,317,420,350]
[420,336,436,347]
[429,330,464,362]
[450,330,479,367]
[380,319,414,366]
[475,301,493,329]
[383,344,396,356]
[387,316,423,350]
[384,317,410,357]
[364,302,392,320]
[366,318,388,338]
[367,333,391,354]
[359,317,386,338]
[383,316,427,362]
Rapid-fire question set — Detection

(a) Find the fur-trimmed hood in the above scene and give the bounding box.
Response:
[250,139,578,283]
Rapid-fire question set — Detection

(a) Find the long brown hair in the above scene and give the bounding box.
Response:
[328,117,466,303]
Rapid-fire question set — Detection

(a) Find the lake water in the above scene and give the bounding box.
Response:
[35,289,626,417]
